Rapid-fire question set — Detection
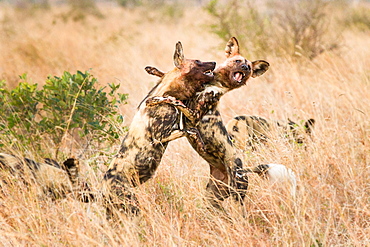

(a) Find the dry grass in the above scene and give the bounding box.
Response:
[0,2,369,246]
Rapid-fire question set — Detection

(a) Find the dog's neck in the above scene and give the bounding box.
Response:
[202,72,233,96]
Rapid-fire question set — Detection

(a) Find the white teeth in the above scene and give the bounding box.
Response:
[204,70,213,76]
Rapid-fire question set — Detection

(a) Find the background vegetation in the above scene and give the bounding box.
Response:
[0,71,127,158]
[0,0,369,246]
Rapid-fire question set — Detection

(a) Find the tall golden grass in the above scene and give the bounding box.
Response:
[0,2,369,246]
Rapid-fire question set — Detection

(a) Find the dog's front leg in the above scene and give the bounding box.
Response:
[194,88,222,116]
[151,129,185,144]
[184,127,207,153]
[146,96,199,124]
[152,128,206,153]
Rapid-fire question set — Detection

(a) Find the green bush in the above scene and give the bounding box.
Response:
[0,71,128,155]
[0,74,40,149]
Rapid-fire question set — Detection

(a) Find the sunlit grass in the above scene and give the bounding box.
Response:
[0,1,369,246]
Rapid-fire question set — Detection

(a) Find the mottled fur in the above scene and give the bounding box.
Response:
[0,153,91,201]
[146,37,270,209]
[103,42,216,217]
[226,115,315,150]
[183,38,269,208]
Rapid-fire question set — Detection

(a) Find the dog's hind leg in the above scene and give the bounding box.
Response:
[103,164,141,218]
[229,158,248,205]
[204,166,230,212]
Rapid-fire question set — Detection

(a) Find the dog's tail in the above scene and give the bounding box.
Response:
[245,164,297,197]
[245,164,270,176]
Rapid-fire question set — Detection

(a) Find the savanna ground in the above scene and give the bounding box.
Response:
[0,0,369,246]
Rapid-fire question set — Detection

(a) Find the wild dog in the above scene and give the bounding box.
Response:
[0,153,91,201]
[226,115,315,150]
[102,42,216,217]
[145,37,270,210]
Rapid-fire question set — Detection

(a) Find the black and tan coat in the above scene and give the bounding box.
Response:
[102,42,216,216]
[226,115,315,150]
[146,37,270,209]
[183,38,269,208]
[0,153,91,201]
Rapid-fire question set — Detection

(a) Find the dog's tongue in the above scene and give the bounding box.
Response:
[234,72,243,81]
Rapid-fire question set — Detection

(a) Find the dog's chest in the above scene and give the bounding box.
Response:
[185,91,233,165]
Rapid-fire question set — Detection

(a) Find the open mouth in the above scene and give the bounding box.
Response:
[203,70,214,77]
[233,71,245,83]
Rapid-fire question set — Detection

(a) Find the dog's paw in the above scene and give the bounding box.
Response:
[200,88,222,106]
[145,97,161,107]
[166,96,186,106]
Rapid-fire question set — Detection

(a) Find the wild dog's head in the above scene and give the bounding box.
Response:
[148,42,215,101]
[215,37,269,91]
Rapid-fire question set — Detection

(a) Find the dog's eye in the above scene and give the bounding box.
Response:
[235,60,242,64]
[195,60,201,65]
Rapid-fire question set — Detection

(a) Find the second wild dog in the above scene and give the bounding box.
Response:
[226,115,315,150]
[0,153,92,202]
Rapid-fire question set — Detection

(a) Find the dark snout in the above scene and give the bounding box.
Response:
[206,61,216,71]
[241,64,251,71]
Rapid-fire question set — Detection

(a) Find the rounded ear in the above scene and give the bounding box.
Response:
[174,41,184,69]
[225,37,240,58]
[251,60,270,78]
[145,66,165,78]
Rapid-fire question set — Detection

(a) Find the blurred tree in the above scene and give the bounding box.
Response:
[66,0,104,21]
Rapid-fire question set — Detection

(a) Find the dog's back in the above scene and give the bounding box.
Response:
[0,153,72,199]
[226,115,270,150]
[226,115,315,150]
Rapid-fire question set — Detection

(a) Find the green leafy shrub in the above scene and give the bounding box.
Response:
[0,71,128,155]
[0,74,40,149]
